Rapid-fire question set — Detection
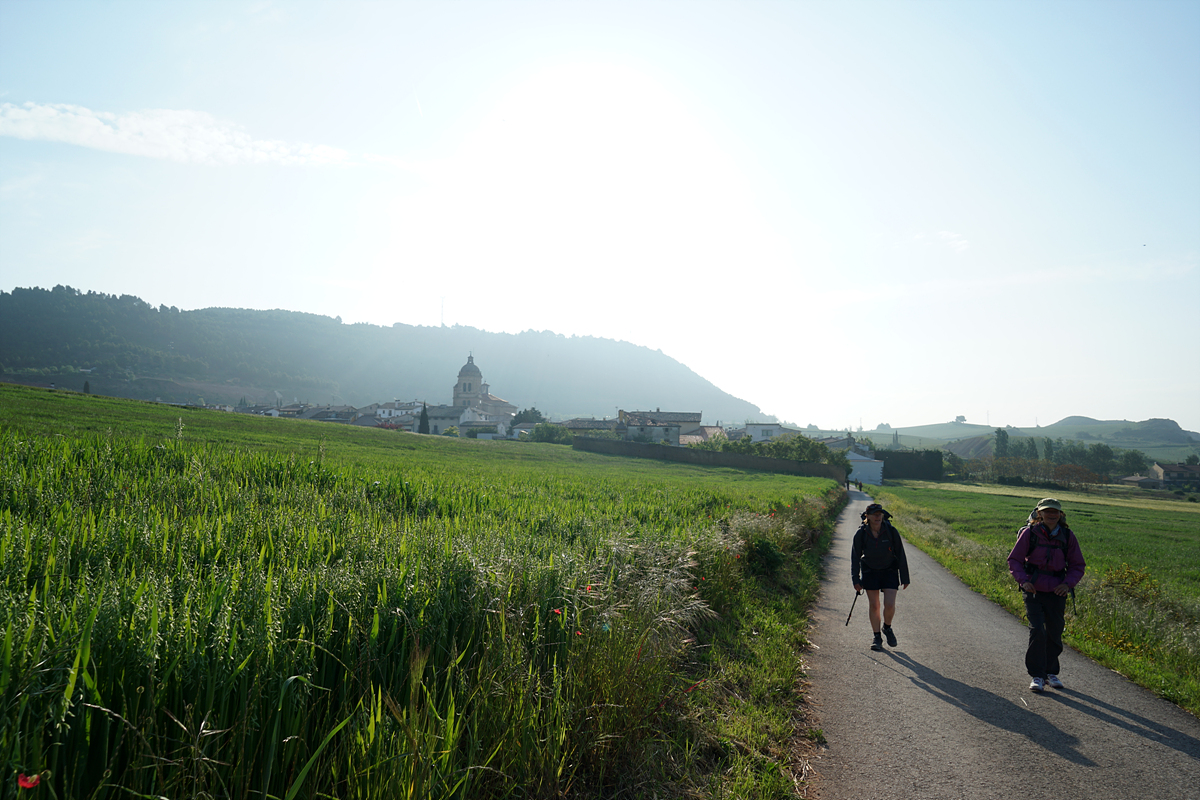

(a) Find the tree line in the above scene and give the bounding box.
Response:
[992,427,1150,478]
[926,428,1170,491]
[688,432,852,474]
[868,429,1174,491]
[0,285,336,392]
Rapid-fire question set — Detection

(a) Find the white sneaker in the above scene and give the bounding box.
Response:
[1029,677,1045,692]
[1046,674,1065,689]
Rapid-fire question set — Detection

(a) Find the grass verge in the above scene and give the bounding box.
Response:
[673,501,842,799]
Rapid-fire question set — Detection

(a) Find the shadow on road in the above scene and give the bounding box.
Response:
[1043,689,1200,759]
[879,650,1098,766]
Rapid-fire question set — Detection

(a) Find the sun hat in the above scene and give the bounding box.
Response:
[1035,498,1063,512]
[862,503,892,520]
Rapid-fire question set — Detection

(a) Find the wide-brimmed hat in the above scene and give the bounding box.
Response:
[1035,498,1063,512]
[862,503,891,520]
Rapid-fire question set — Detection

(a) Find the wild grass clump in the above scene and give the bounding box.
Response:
[672,497,844,800]
[0,428,841,799]
[1076,564,1200,704]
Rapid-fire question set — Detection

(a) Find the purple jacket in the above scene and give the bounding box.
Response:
[1007,522,1086,593]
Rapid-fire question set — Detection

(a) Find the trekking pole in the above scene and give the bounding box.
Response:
[845,590,861,626]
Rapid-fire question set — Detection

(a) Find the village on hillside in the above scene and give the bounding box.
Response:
[204,355,1200,492]
[214,355,870,469]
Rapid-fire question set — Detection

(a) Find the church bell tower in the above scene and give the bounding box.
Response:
[453,355,484,408]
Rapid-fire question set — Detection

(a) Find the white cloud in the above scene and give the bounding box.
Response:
[0,102,348,166]
[903,231,970,253]
[937,231,970,252]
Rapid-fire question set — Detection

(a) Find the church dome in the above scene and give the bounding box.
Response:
[458,355,482,378]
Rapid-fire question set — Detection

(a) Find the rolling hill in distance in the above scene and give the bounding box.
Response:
[2,285,1197,462]
[849,417,1199,464]
[0,285,767,425]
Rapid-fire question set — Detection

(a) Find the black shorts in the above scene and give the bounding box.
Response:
[859,568,900,591]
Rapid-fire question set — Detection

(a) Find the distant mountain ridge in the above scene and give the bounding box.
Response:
[0,285,770,425]
[854,417,1199,463]
[872,417,1198,443]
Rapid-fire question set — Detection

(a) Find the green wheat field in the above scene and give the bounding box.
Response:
[0,385,842,799]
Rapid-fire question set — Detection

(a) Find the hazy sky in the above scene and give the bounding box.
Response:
[2,0,1198,433]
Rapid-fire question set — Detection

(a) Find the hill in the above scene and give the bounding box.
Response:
[0,285,769,425]
[1041,416,1198,445]
[845,418,1199,464]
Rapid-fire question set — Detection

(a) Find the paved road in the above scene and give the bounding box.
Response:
[805,490,1200,800]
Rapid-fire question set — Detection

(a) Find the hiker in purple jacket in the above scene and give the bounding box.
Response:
[1007,498,1086,693]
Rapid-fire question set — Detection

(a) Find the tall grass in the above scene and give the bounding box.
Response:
[0,427,840,798]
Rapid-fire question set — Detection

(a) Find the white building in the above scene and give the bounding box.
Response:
[847,451,884,485]
[460,405,510,437]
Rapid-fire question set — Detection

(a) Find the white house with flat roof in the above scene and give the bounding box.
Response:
[847,451,884,485]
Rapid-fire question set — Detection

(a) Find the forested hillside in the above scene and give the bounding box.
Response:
[0,285,769,423]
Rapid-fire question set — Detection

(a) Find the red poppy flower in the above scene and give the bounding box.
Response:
[18,774,40,789]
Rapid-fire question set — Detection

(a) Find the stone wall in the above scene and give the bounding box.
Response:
[572,437,846,482]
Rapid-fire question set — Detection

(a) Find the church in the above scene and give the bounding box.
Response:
[453,355,517,417]
[424,355,518,436]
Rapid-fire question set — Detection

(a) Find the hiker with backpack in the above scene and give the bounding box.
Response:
[1007,498,1086,693]
[851,502,911,651]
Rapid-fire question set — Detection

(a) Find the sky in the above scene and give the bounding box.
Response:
[2,0,1198,433]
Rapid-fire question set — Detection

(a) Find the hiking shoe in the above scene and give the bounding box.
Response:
[1046,674,1065,689]
[1029,677,1045,693]
[870,634,883,652]
[883,625,897,647]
